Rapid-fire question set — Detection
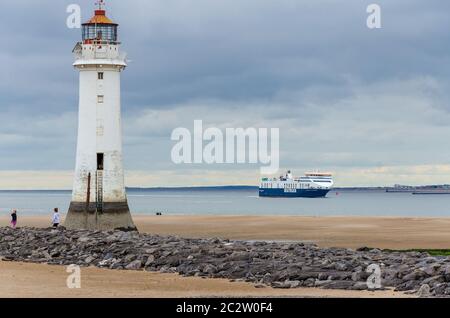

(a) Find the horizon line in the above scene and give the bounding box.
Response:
[1,184,449,191]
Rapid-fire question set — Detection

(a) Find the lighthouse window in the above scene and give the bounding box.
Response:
[98,72,104,80]
[97,95,104,103]
[82,25,118,43]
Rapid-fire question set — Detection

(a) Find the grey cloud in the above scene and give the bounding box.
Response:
[1,0,450,186]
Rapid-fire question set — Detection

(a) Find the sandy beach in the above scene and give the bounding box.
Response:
[1,215,448,298]
[0,261,411,298]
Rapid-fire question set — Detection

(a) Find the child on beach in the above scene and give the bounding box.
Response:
[10,209,17,229]
[52,208,60,228]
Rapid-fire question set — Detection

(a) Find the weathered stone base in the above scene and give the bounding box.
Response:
[65,201,137,231]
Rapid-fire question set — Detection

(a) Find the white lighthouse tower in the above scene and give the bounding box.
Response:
[65,1,136,231]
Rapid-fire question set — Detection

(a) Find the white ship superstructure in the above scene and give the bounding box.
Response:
[260,171,334,198]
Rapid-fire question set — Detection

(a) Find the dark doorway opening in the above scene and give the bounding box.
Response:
[97,153,104,171]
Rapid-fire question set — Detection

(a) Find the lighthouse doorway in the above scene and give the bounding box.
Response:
[97,153,104,170]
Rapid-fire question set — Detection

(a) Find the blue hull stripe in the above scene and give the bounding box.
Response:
[259,188,330,198]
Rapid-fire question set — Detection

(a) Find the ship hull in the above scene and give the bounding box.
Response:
[259,188,330,198]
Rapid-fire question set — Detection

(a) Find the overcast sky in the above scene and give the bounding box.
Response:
[1,0,450,189]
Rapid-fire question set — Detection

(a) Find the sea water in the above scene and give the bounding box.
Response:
[1,189,450,217]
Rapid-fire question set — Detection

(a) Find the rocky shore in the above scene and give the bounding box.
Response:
[1,227,450,297]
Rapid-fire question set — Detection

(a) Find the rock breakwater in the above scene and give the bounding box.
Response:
[1,227,450,297]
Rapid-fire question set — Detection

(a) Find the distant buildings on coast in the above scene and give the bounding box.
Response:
[332,184,450,194]
[386,184,450,195]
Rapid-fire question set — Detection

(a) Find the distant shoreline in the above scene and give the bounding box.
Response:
[0,186,419,192]
[0,186,445,192]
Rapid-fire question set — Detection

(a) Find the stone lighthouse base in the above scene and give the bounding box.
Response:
[65,201,137,232]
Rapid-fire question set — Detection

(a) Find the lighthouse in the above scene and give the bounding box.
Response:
[65,1,136,231]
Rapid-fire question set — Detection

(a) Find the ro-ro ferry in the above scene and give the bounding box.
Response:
[259,171,333,198]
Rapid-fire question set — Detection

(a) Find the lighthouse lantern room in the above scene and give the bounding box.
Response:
[65,1,136,231]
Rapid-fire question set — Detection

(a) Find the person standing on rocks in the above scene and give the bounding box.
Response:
[52,208,60,228]
[10,209,17,229]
